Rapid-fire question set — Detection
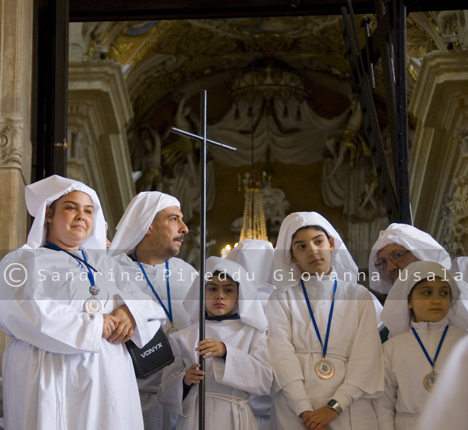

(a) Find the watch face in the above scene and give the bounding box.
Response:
[327,400,337,407]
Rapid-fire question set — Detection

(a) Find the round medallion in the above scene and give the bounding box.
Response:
[89,285,100,296]
[84,296,104,314]
[423,370,438,391]
[315,357,335,380]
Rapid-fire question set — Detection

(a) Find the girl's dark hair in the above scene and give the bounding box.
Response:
[408,277,453,315]
[292,225,330,241]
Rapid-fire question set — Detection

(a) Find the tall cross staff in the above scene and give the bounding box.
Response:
[170,90,236,430]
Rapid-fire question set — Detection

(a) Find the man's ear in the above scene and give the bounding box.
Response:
[144,223,153,237]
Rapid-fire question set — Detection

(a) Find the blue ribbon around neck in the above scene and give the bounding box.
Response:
[133,252,173,323]
[45,240,97,287]
[411,324,449,368]
[301,278,337,357]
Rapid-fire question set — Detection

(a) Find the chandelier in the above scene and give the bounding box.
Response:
[239,173,268,242]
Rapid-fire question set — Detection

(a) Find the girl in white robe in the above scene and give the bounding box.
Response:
[159,257,273,430]
[373,261,468,430]
[226,239,276,430]
[267,212,384,430]
[416,335,468,430]
[0,175,166,430]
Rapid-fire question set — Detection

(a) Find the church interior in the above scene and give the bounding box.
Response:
[1,0,468,374]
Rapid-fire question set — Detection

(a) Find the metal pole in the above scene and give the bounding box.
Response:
[393,0,412,224]
[198,90,207,430]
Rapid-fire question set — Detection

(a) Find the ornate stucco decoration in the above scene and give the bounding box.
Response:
[448,175,468,257]
[0,117,23,169]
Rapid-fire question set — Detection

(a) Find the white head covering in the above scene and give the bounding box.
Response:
[25,175,106,250]
[184,257,268,332]
[381,261,468,336]
[108,191,180,256]
[450,257,468,281]
[226,239,275,291]
[369,223,451,294]
[269,212,359,292]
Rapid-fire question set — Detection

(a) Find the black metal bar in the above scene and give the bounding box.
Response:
[374,0,398,177]
[340,2,400,222]
[198,90,207,430]
[393,0,412,224]
[34,0,69,180]
[53,0,69,176]
[170,127,237,152]
[69,0,465,22]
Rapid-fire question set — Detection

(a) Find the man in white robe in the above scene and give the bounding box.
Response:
[109,191,197,430]
[0,175,165,430]
[369,223,452,295]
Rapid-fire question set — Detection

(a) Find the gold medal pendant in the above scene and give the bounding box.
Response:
[165,322,179,336]
[315,357,335,380]
[423,370,438,391]
[84,296,104,314]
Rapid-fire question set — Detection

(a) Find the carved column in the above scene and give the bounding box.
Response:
[68,60,135,234]
[409,51,468,249]
[0,0,34,372]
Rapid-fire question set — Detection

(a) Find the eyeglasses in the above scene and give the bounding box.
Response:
[375,250,411,269]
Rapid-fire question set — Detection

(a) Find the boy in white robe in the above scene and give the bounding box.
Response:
[0,175,165,430]
[108,191,197,430]
[373,261,468,430]
[267,212,384,430]
[226,239,276,430]
[159,257,273,430]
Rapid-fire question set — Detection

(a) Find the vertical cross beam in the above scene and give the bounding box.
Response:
[198,90,207,430]
[170,93,236,430]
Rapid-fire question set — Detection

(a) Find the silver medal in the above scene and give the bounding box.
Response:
[315,357,335,379]
[84,296,104,314]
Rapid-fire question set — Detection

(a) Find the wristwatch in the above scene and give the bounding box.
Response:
[326,399,343,416]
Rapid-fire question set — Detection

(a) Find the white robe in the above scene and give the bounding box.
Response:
[159,319,273,430]
[416,335,468,430]
[267,275,384,430]
[0,247,165,430]
[113,253,196,430]
[374,318,468,430]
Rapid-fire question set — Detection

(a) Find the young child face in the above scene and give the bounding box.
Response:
[291,228,335,277]
[205,275,239,317]
[408,278,451,323]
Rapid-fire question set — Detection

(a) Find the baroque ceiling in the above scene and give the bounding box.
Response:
[69,11,464,257]
[74,13,454,122]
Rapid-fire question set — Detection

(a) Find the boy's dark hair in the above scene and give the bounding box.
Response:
[292,225,330,241]
[209,270,239,287]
